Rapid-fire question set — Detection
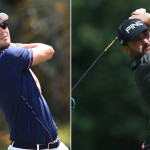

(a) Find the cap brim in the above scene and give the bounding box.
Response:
[127,26,148,42]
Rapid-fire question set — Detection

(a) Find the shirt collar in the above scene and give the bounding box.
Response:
[128,59,141,71]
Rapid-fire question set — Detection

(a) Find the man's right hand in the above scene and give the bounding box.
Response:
[129,12,150,27]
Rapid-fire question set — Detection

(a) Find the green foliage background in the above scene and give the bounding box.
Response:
[0,0,70,149]
[72,0,150,150]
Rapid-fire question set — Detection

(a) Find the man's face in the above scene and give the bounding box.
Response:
[123,29,150,60]
[0,19,11,51]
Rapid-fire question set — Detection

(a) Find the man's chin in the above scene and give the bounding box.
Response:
[0,43,10,51]
[145,50,150,54]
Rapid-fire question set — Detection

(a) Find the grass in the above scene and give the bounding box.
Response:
[0,130,10,150]
[57,121,70,148]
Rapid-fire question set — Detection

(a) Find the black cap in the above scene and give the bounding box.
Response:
[118,19,148,45]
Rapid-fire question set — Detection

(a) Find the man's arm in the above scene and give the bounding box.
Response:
[9,43,53,93]
[10,43,55,65]
[129,12,150,26]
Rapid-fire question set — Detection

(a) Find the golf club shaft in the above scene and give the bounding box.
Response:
[72,36,118,92]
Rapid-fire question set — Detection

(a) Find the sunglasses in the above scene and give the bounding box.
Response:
[0,21,8,30]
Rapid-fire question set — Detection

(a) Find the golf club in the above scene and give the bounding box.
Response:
[72,36,118,110]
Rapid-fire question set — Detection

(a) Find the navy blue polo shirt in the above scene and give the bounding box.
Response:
[0,47,58,144]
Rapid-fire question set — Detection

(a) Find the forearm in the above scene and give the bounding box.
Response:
[10,43,53,50]
[10,43,55,65]
[31,43,55,65]
[129,12,150,27]
[14,43,48,49]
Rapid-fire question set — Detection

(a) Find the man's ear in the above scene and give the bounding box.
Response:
[122,45,131,55]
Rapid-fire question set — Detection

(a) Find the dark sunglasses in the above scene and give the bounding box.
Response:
[0,21,8,30]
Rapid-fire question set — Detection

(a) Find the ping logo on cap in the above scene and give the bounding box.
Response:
[118,19,148,45]
[126,21,143,33]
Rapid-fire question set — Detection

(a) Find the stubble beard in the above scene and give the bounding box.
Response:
[142,43,150,54]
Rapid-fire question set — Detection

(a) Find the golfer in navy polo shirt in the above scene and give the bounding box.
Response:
[0,13,68,150]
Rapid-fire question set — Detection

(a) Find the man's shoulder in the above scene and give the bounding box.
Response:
[128,59,141,71]
[3,47,20,56]
[4,47,30,58]
[129,52,150,71]
[5,47,23,53]
[141,52,150,60]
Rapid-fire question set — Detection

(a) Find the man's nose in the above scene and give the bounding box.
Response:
[143,37,150,44]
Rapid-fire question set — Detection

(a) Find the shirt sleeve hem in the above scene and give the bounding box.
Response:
[28,48,33,69]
